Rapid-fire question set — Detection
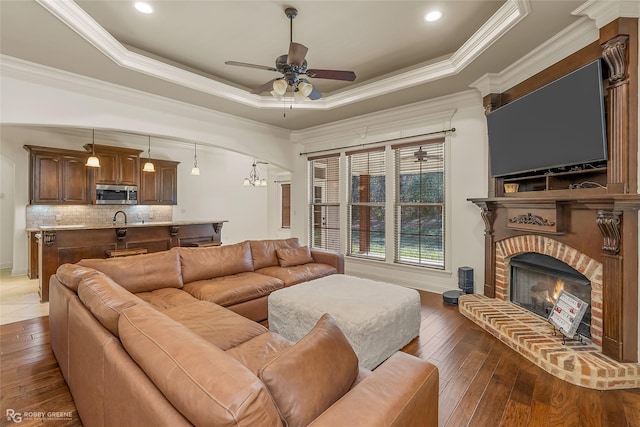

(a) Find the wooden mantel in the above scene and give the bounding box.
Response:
[472,18,639,363]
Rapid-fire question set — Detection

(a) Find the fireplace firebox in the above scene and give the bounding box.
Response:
[510,253,592,339]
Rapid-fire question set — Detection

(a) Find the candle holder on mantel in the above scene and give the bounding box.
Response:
[504,183,520,193]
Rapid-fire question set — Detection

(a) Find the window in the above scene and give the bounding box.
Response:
[309,155,340,252]
[347,148,386,259]
[393,139,445,268]
[281,183,290,228]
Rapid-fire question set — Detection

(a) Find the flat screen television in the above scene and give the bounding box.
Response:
[487,60,607,177]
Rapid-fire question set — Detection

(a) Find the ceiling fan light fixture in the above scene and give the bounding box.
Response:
[225,7,355,101]
[297,81,313,97]
[272,79,288,96]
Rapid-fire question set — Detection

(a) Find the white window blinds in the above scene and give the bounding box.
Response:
[393,140,445,268]
[347,148,386,259]
[308,155,340,252]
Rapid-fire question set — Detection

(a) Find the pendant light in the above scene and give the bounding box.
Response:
[142,135,155,173]
[191,143,200,176]
[85,129,101,167]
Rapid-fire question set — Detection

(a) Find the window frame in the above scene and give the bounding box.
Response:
[392,138,446,269]
[308,154,341,253]
[346,147,386,260]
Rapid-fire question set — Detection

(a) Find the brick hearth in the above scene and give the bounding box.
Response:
[459,294,640,390]
[494,235,603,348]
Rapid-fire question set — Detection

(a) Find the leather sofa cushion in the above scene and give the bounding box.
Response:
[119,304,283,427]
[160,300,268,350]
[178,241,253,283]
[135,288,200,310]
[259,314,359,427]
[78,250,183,293]
[55,263,100,292]
[257,263,337,287]
[276,246,314,267]
[183,272,284,307]
[250,238,300,270]
[226,332,294,375]
[78,273,146,337]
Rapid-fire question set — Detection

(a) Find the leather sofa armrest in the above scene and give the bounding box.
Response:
[308,352,438,427]
[310,249,345,274]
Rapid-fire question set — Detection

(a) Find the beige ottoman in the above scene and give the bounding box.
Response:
[268,275,421,369]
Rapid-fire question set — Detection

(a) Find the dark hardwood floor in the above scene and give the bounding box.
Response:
[1,290,640,426]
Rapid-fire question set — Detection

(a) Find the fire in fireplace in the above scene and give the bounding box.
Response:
[510,253,591,339]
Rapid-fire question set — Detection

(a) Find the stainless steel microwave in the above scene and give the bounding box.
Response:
[95,184,138,205]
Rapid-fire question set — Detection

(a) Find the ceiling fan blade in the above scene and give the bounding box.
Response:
[305,69,356,81]
[287,42,308,67]
[251,78,280,95]
[225,61,278,72]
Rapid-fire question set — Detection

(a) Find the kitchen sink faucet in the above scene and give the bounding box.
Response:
[113,210,127,225]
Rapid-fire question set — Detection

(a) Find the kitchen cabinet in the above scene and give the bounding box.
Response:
[86,145,142,186]
[25,146,89,204]
[28,231,39,279]
[139,159,179,205]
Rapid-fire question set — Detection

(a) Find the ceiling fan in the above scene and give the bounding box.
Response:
[401,147,443,163]
[225,7,356,100]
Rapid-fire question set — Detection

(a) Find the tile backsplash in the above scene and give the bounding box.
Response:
[26,205,173,229]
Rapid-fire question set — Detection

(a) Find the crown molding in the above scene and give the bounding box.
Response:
[469,17,598,97]
[573,0,640,29]
[35,0,530,111]
[291,90,479,146]
[0,54,289,138]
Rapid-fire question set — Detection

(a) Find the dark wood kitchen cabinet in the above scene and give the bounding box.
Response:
[139,159,179,205]
[85,144,142,186]
[25,146,89,204]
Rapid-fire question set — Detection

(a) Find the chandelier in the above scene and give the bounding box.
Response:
[243,160,267,187]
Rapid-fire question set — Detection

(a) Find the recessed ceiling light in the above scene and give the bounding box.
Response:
[134,2,153,14]
[425,11,443,22]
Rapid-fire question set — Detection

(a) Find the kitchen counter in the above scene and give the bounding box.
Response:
[35,220,227,302]
[28,220,227,232]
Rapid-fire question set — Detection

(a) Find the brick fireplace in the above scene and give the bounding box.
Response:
[494,235,603,348]
[464,18,640,389]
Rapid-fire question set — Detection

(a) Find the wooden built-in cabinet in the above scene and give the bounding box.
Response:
[25,146,90,204]
[140,159,179,205]
[84,144,142,186]
[498,167,609,195]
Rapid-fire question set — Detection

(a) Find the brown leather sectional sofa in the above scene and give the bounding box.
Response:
[49,238,439,426]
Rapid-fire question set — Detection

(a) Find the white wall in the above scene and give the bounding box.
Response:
[0,154,16,269]
[0,58,297,273]
[289,90,488,294]
[0,139,29,275]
